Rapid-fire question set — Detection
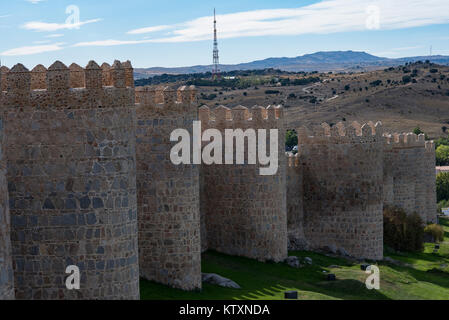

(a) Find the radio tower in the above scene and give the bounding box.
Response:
[212,8,220,80]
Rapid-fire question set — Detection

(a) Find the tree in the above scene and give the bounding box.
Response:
[436,145,449,166]
[413,127,424,135]
[286,130,298,150]
[436,172,449,202]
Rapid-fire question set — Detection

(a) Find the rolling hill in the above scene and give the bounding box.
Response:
[134,51,449,78]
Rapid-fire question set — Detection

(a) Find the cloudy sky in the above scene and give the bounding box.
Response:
[1,0,449,68]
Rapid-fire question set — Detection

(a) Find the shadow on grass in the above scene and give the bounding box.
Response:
[385,262,449,291]
[141,250,392,300]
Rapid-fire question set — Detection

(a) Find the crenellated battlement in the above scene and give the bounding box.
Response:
[383,132,426,148]
[298,121,383,144]
[0,60,134,109]
[286,153,300,167]
[425,140,435,152]
[135,85,197,113]
[199,105,283,129]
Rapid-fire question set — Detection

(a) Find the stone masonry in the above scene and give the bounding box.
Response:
[383,133,437,223]
[0,57,440,299]
[290,122,385,260]
[286,154,308,250]
[200,105,288,263]
[0,115,15,300]
[135,85,202,291]
[1,60,140,299]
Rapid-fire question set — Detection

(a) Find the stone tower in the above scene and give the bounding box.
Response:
[286,153,308,250]
[0,108,14,300]
[383,133,436,223]
[134,85,201,291]
[1,61,140,299]
[297,122,384,260]
[425,141,437,223]
[200,105,288,262]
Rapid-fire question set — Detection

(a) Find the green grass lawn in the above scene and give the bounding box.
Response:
[140,217,449,300]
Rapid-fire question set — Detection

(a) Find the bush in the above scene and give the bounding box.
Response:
[435,137,449,149]
[438,199,449,213]
[437,172,449,202]
[402,76,412,84]
[436,145,449,166]
[424,224,444,242]
[265,90,280,95]
[285,130,298,150]
[383,206,424,252]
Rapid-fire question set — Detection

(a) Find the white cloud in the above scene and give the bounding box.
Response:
[1,43,64,56]
[26,0,46,4]
[127,25,171,35]
[45,33,64,38]
[74,0,449,48]
[33,40,52,44]
[22,18,102,32]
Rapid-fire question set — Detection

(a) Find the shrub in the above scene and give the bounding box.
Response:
[265,90,280,95]
[285,130,298,150]
[436,145,449,166]
[402,76,412,84]
[435,137,449,149]
[424,224,444,242]
[437,172,449,202]
[383,206,424,252]
[438,199,449,213]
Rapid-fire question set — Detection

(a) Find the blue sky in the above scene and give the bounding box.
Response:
[1,0,449,69]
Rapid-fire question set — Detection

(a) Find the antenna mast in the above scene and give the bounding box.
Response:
[212,8,220,80]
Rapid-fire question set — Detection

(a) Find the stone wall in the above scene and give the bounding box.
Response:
[383,133,436,223]
[0,116,14,300]
[1,60,140,300]
[135,85,201,291]
[200,105,287,262]
[425,141,438,223]
[298,122,384,260]
[286,154,308,250]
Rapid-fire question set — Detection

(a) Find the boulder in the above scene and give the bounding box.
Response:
[202,273,241,289]
[285,256,302,268]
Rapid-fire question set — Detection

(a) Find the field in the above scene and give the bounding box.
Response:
[140,218,449,300]
[195,62,449,139]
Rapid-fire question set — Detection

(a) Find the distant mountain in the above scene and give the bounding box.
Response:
[134,51,449,78]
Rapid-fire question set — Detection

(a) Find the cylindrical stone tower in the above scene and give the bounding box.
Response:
[286,153,308,250]
[135,85,201,291]
[200,105,288,263]
[2,60,140,300]
[425,141,437,223]
[0,112,15,300]
[299,121,384,260]
[383,132,430,223]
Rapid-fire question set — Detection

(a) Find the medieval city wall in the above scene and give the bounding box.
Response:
[425,141,438,223]
[200,105,288,262]
[383,133,436,223]
[0,115,14,300]
[298,122,384,260]
[286,154,308,250]
[1,61,140,300]
[134,85,202,291]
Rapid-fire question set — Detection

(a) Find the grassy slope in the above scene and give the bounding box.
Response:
[140,218,449,300]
